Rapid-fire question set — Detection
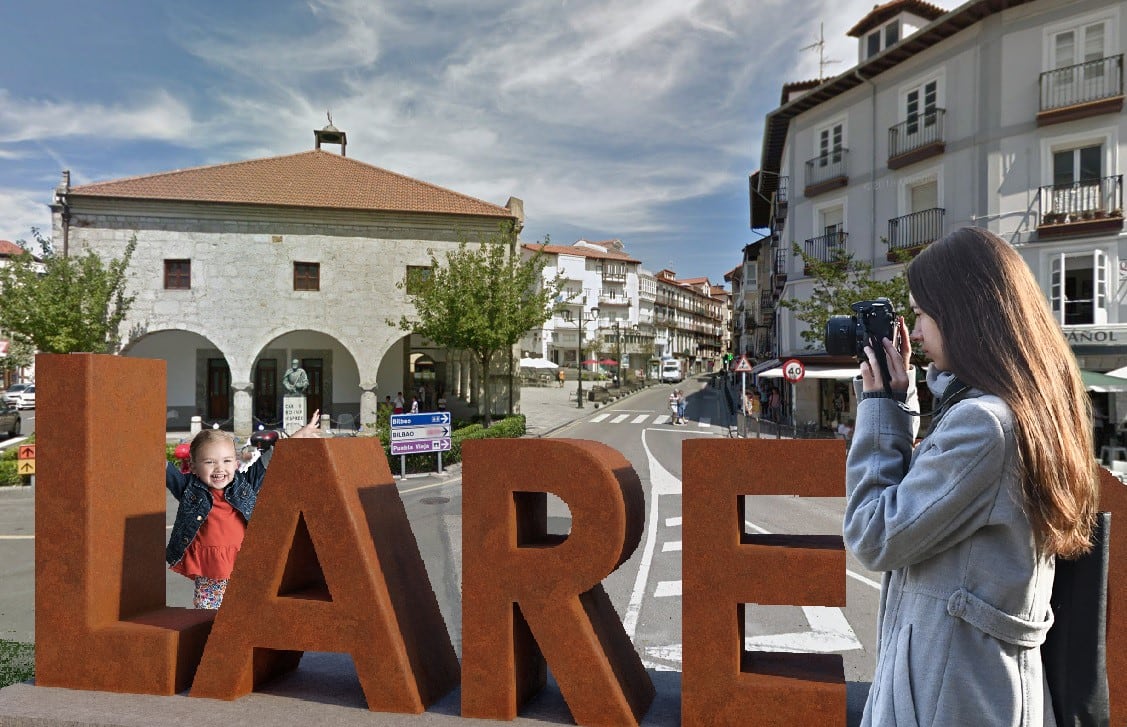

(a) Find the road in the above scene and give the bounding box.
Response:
[0,386,879,720]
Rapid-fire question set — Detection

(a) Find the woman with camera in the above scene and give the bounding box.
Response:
[843,227,1098,726]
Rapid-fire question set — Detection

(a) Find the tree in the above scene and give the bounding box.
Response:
[0,230,137,354]
[779,242,910,350]
[394,223,565,426]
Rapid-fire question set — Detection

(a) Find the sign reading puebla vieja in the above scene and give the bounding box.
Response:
[30,354,1127,726]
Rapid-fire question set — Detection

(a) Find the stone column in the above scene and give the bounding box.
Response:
[359,385,379,430]
[232,382,254,437]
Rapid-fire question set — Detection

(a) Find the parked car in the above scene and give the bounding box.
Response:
[0,400,19,438]
[16,385,35,410]
[2,383,28,406]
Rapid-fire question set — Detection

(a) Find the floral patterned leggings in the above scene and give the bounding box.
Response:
[193,576,229,609]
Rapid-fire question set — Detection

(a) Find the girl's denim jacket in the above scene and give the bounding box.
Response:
[165,449,273,567]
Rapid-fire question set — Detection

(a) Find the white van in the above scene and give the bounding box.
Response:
[660,359,683,383]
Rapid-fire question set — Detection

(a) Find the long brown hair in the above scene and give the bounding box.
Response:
[907,227,1098,558]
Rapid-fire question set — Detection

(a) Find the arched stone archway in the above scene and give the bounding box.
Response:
[121,329,233,430]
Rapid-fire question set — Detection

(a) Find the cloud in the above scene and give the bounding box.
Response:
[0,89,196,145]
[0,188,51,245]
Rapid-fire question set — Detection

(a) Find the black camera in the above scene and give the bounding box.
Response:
[825,298,897,361]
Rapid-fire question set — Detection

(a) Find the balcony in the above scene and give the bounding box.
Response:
[600,266,627,282]
[888,109,946,170]
[805,149,849,197]
[772,249,788,294]
[1038,54,1124,126]
[803,229,848,275]
[597,294,631,306]
[760,290,775,312]
[771,176,789,223]
[887,208,945,261]
[1037,175,1124,238]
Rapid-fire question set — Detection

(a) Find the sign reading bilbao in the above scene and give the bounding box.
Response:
[33,354,1127,726]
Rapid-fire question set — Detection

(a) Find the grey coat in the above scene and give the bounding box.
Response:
[845,366,1056,727]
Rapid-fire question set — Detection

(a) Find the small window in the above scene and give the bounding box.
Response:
[294,262,320,291]
[405,265,433,294]
[867,31,881,58]
[884,22,899,47]
[164,259,190,290]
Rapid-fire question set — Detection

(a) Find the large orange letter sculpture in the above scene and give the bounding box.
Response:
[460,438,655,724]
[35,354,215,694]
[682,438,848,726]
[189,436,459,712]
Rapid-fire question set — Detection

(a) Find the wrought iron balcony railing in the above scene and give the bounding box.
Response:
[888,208,945,255]
[1040,54,1124,112]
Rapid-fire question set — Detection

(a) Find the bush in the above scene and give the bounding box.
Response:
[0,640,33,687]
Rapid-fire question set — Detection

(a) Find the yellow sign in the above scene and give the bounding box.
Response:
[17,460,35,475]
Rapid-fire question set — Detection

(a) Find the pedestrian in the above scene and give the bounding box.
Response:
[676,389,687,424]
[558,369,566,388]
[768,387,782,422]
[668,389,679,425]
[417,384,426,410]
[394,391,405,414]
[165,411,323,609]
[844,227,1099,726]
[409,396,419,414]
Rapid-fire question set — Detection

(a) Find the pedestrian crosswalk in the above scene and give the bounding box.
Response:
[589,412,713,427]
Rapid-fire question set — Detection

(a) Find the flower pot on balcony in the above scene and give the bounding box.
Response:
[1094,209,1108,219]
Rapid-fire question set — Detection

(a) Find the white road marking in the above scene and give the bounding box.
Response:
[665,516,682,527]
[641,643,682,671]
[590,413,610,422]
[654,580,682,598]
[744,606,863,653]
[656,415,673,424]
[0,535,33,540]
[611,414,629,424]
[697,418,710,428]
[631,414,650,424]
[623,429,682,639]
[662,540,682,552]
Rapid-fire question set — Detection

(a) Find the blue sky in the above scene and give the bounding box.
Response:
[0,0,951,287]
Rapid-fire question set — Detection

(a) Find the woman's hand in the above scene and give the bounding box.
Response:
[291,409,322,438]
[860,316,912,393]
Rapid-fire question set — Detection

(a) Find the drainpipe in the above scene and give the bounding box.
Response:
[55,170,71,257]
[853,69,878,262]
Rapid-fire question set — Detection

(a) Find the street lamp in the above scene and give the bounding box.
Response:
[612,321,622,388]
[576,305,599,408]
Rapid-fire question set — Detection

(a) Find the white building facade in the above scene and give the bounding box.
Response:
[750,0,1126,424]
[51,131,524,434]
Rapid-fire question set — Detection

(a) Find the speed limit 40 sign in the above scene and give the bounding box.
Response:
[782,358,805,383]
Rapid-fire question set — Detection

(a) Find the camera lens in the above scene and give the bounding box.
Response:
[825,316,857,356]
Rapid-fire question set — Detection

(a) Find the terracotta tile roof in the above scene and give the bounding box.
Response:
[68,150,514,218]
[847,0,947,38]
[780,79,823,105]
[679,276,710,286]
[0,240,26,256]
[521,242,640,265]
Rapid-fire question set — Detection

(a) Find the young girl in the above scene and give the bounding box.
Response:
[165,412,321,609]
[844,228,1098,725]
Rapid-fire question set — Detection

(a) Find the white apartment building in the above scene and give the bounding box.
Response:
[750,0,1125,426]
[520,239,648,374]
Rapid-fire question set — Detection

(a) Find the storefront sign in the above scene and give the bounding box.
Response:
[1066,328,1124,345]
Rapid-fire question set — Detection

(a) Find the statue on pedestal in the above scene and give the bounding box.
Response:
[282,359,309,396]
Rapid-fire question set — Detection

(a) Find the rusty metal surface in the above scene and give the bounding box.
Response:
[681,438,848,727]
[34,353,215,695]
[190,436,459,712]
[460,438,654,725]
[1097,467,1127,725]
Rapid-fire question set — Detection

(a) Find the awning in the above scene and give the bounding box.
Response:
[1081,369,1127,393]
[759,365,859,380]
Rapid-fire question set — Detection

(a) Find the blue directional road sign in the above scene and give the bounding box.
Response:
[390,411,452,457]
[390,412,451,428]
[390,438,453,456]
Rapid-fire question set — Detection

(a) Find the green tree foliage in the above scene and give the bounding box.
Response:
[780,242,910,349]
[0,231,137,354]
[394,224,564,426]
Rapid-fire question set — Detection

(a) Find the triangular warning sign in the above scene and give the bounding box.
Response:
[733,355,753,373]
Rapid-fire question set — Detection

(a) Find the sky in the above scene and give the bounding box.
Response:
[0,0,954,288]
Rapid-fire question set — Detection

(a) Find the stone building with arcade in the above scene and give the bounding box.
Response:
[49,126,523,434]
